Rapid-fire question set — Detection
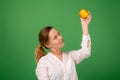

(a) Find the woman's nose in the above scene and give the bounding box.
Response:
[58,35,62,40]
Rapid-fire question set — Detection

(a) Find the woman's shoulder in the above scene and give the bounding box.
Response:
[63,49,80,57]
[63,50,74,56]
[37,56,46,64]
[37,52,51,64]
[63,50,76,54]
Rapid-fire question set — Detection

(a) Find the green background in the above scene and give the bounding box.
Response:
[0,0,120,80]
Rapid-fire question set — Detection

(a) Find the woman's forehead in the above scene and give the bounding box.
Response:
[49,28,58,38]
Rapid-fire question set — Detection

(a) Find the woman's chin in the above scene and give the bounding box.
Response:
[61,43,64,48]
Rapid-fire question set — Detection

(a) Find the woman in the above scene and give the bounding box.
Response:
[35,14,91,80]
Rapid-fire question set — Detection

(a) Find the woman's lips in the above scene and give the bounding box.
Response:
[59,40,64,44]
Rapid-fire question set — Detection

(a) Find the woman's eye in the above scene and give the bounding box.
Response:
[58,32,61,35]
[54,32,60,40]
[54,36,57,40]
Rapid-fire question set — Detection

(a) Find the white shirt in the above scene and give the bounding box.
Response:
[36,35,91,80]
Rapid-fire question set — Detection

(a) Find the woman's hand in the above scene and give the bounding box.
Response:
[80,12,91,35]
[80,12,91,27]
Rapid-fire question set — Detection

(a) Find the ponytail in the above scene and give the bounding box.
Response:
[35,44,46,63]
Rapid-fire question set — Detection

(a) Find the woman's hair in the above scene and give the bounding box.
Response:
[35,26,53,63]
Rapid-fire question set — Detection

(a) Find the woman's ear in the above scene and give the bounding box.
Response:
[45,43,51,48]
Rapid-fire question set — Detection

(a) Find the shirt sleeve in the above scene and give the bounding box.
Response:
[70,34,91,64]
[35,57,49,80]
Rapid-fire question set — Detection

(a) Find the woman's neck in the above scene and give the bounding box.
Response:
[50,48,63,62]
[50,48,62,56]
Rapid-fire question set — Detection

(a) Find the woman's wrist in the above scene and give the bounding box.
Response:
[82,25,89,35]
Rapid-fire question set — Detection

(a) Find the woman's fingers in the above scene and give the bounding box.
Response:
[80,11,91,24]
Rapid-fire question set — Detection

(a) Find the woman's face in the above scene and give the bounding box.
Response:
[47,28,64,49]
